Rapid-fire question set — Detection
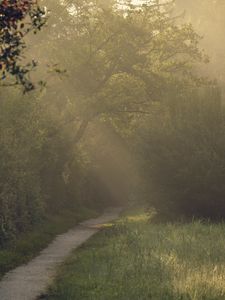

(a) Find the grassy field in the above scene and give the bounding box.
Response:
[0,207,98,279]
[45,209,225,300]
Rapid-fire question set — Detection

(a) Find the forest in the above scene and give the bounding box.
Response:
[1,1,225,299]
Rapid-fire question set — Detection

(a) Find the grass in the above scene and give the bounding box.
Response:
[45,209,225,300]
[0,207,98,279]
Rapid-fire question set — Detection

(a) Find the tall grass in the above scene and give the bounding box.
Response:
[46,211,225,300]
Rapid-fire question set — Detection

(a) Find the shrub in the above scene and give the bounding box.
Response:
[139,87,225,219]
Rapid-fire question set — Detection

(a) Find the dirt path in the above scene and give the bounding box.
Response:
[0,208,122,300]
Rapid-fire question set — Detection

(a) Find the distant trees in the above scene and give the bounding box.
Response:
[175,0,225,83]
[0,0,47,91]
[130,0,225,220]
[137,86,225,220]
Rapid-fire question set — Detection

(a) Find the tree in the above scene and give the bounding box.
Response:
[40,0,205,145]
[175,0,225,83]
[0,0,47,91]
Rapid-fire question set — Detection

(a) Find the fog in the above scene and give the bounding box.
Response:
[175,0,225,85]
[3,2,225,298]
[2,0,225,249]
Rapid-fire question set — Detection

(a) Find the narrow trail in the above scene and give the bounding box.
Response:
[0,208,122,300]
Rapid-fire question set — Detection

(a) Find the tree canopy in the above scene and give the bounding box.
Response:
[38,0,205,142]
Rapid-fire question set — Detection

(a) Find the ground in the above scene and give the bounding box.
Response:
[45,208,225,300]
[0,208,121,300]
[0,208,97,279]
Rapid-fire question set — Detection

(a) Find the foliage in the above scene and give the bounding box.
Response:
[0,93,46,244]
[0,87,110,245]
[0,0,47,91]
[137,87,225,219]
[40,0,205,139]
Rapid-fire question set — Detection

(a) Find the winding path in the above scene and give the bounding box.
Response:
[0,208,122,300]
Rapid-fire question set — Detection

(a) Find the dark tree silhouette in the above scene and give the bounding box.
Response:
[0,0,47,91]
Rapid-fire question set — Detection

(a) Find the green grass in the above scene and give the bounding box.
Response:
[0,207,98,279]
[45,209,225,300]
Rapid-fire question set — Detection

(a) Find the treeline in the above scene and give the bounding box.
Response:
[137,87,225,220]
[0,89,113,245]
[1,0,225,244]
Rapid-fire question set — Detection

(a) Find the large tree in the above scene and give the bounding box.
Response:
[39,0,205,144]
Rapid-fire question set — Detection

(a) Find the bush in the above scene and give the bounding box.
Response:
[139,87,225,219]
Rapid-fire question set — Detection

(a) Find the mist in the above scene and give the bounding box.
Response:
[175,0,225,85]
[2,1,225,298]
